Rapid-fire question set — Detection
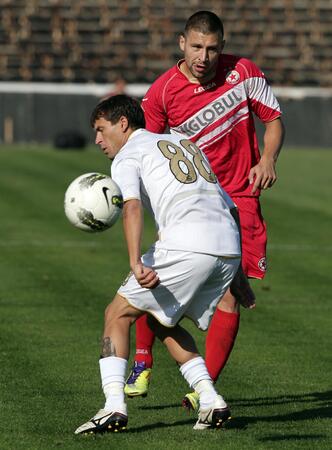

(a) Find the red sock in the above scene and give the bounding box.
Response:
[134,314,155,368]
[205,309,240,382]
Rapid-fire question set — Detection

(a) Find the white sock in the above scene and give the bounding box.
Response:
[194,379,220,410]
[179,356,217,409]
[99,356,127,413]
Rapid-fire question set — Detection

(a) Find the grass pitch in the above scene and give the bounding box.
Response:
[0,145,331,450]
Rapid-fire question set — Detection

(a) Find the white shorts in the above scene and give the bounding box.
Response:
[118,246,240,331]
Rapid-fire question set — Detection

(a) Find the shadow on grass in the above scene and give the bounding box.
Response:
[139,403,181,410]
[227,405,331,430]
[140,390,332,415]
[126,418,194,433]
[225,390,331,435]
[126,390,331,436]
[229,390,332,408]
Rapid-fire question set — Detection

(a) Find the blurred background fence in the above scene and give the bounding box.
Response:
[0,0,331,147]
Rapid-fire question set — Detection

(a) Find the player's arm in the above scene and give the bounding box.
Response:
[242,58,285,194]
[243,59,285,194]
[249,117,285,194]
[122,199,159,289]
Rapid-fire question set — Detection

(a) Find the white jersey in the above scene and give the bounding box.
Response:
[111,129,240,257]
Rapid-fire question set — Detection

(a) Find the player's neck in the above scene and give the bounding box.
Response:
[179,61,215,85]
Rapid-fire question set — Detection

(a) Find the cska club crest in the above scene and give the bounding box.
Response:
[226,70,240,85]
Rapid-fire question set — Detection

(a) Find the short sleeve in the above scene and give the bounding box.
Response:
[111,159,141,201]
[241,59,281,122]
[141,82,168,133]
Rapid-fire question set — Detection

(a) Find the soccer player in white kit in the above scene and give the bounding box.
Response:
[74,95,241,434]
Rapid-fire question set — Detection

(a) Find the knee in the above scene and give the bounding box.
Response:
[105,296,142,327]
[217,289,239,313]
[104,297,123,326]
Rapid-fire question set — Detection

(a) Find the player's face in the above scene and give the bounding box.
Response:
[179,30,224,83]
[94,117,126,160]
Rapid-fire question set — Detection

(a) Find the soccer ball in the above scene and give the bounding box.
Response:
[64,172,123,232]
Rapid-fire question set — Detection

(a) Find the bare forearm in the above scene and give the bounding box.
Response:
[122,199,143,269]
[261,117,285,163]
[123,199,159,289]
[249,117,285,193]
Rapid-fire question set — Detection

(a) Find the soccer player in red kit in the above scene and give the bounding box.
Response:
[124,11,285,409]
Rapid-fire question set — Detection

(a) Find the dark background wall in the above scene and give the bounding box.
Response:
[1,1,331,148]
[255,94,332,148]
[0,92,97,144]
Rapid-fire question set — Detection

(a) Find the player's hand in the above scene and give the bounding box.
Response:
[248,157,277,194]
[132,262,160,289]
[230,264,256,309]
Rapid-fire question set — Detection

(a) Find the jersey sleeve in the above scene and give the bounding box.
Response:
[141,80,168,133]
[241,58,282,123]
[111,159,141,202]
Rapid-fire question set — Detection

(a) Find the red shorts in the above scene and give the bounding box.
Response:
[232,196,267,279]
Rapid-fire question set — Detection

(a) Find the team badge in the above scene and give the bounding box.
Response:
[226,70,240,84]
[258,257,267,272]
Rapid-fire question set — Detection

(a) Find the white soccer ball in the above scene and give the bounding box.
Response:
[64,172,123,232]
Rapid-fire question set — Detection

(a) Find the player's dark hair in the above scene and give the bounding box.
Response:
[90,95,145,130]
[184,11,224,38]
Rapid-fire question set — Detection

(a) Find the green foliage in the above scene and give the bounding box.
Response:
[0,146,331,449]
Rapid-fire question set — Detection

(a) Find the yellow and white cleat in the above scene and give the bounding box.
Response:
[182,391,200,412]
[124,361,152,398]
[74,408,128,435]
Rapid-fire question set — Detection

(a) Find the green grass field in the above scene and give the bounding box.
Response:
[0,145,331,450]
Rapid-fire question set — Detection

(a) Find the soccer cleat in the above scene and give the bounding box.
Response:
[74,409,128,435]
[182,391,199,412]
[193,395,231,430]
[124,361,151,398]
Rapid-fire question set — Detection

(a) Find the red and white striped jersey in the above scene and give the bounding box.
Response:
[142,54,282,197]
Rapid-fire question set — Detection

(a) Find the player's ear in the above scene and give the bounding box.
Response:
[119,116,129,132]
[179,33,185,52]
